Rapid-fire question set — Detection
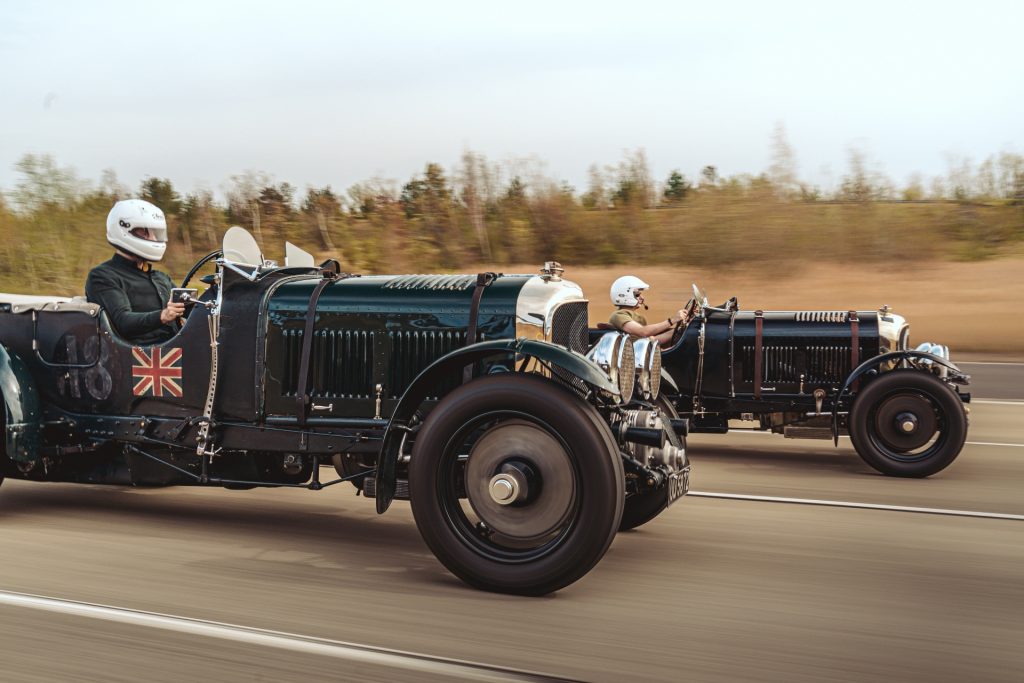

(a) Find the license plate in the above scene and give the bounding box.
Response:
[666,467,690,506]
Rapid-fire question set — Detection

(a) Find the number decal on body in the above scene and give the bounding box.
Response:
[56,334,113,401]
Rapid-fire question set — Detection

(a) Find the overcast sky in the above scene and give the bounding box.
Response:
[1,0,1021,197]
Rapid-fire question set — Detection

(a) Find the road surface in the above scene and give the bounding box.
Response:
[0,364,1020,682]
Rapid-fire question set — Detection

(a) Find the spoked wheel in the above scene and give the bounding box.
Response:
[849,370,968,478]
[619,395,685,531]
[409,374,624,595]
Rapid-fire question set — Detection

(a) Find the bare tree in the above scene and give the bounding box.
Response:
[225,170,271,245]
[98,169,129,200]
[944,154,974,201]
[11,153,84,212]
[613,148,655,208]
[997,151,1024,199]
[768,122,799,198]
[839,147,893,201]
[182,190,221,251]
[458,150,492,259]
[302,187,340,251]
[902,173,926,201]
[583,163,607,209]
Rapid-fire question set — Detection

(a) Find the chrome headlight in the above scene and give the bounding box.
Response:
[633,338,662,401]
[590,332,635,403]
[915,341,950,378]
[915,342,948,361]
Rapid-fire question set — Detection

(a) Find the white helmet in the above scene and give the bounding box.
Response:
[107,199,168,262]
[610,275,650,307]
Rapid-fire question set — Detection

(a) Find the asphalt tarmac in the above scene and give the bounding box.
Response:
[955,360,1024,400]
[0,369,1020,682]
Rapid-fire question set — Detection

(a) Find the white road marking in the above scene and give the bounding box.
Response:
[972,399,1024,405]
[957,361,1024,366]
[718,430,1024,448]
[688,491,1024,521]
[0,591,572,683]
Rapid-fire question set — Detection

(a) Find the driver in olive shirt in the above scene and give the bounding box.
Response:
[608,275,689,347]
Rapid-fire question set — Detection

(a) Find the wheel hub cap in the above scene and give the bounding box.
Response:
[874,394,937,452]
[488,468,528,505]
[466,420,575,540]
[896,412,919,433]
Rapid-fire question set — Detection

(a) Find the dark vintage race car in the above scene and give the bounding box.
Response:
[0,228,687,595]
[648,284,971,478]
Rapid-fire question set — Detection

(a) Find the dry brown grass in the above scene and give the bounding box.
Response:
[496,259,1024,355]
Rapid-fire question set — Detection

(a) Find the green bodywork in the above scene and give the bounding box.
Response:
[262,273,533,418]
[261,271,612,514]
[0,344,41,463]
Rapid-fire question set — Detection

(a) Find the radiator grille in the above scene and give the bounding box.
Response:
[548,300,590,394]
[550,301,589,354]
[281,328,374,398]
[282,327,468,399]
[741,341,867,386]
[386,330,466,398]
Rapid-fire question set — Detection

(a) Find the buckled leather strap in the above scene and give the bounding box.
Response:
[463,272,497,383]
[849,310,860,391]
[754,310,764,399]
[295,274,340,425]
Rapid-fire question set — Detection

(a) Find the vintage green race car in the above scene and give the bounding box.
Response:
[0,228,687,595]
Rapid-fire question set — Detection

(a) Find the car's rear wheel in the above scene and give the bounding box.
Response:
[849,370,967,478]
[408,374,624,595]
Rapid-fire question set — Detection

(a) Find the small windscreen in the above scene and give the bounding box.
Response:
[285,242,316,268]
[222,226,263,266]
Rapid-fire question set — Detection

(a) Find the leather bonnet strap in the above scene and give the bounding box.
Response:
[849,310,860,392]
[295,274,339,425]
[463,272,497,383]
[754,310,764,399]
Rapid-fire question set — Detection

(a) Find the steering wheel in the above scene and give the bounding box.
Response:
[669,297,699,345]
[174,249,222,322]
[180,249,222,290]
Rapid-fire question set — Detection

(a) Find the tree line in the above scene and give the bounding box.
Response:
[1,136,1022,295]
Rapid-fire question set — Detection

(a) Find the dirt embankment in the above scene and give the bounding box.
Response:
[523,259,1024,356]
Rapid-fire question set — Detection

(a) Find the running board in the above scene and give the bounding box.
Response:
[783,426,846,440]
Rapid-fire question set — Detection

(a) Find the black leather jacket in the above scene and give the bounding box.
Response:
[85,253,177,345]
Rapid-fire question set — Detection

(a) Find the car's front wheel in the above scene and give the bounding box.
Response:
[619,395,685,531]
[848,370,968,478]
[408,374,624,595]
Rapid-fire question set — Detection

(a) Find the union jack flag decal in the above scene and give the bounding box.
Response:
[132,347,184,398]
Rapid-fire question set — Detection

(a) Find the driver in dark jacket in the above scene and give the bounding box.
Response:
[85,200,183,345]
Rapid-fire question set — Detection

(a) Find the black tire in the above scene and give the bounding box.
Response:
[408,374,624,595]
[849,370,968,478]
[619,395,685,531]
[0,403,6,483]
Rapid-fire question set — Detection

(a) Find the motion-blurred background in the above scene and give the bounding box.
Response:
[2,5,1023,682]
[2,0,1021,352]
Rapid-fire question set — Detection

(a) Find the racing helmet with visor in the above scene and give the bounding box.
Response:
[106,199,168,262]
[610,275,650,307]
